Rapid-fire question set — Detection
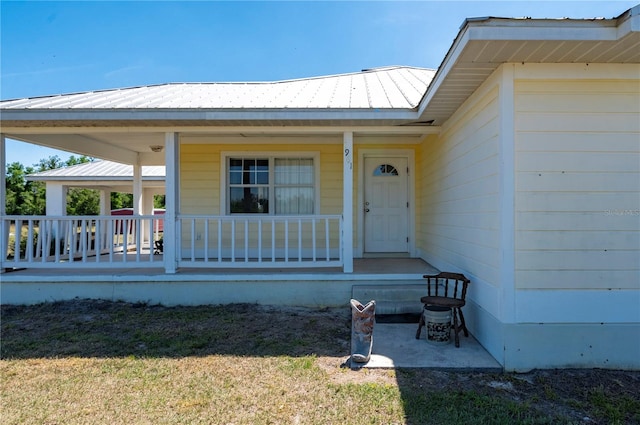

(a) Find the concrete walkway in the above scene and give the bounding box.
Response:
[354,323,502,370]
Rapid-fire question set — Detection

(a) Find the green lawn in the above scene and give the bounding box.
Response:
[1,301,638,424]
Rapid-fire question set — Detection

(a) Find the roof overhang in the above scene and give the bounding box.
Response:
[416,5,640,125]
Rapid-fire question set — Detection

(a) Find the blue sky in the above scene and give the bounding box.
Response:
[2,0,637,166]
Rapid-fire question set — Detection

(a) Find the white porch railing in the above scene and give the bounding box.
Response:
[1,214,343,269]
[177,215,343,268]
[1,215,163,269]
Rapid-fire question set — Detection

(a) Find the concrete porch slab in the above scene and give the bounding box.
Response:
[354,323,502,370]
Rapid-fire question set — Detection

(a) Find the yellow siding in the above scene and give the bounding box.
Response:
[514,78,640,289]
[181,144,221,214]
[418,77,501,287]
[180,139,343,216]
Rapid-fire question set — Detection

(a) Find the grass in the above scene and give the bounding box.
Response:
[2,300,639,425]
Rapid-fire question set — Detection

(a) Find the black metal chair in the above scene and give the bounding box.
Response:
[415,272,470,347]
[153,239,163,255]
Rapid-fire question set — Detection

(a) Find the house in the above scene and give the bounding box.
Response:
[1,6,638,371]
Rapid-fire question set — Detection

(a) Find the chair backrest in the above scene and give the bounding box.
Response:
[422,272,470,301]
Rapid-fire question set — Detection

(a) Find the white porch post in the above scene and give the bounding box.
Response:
[343,131,354,273]
[133,161,143,215]
[0,134,6,268]
[164,132,179,273]
[46,183,67,216]
[143,188,154,243]
[132,161,145,247]
[99,190,109,216]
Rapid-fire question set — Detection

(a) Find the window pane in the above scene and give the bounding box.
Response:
[275,158,297,185]
[230,187,269,214]
[276,187,314,214]
[373,164,398,176]
[229,159,243,184]
[256,159,269,184]
[298,159,314,184]
[275,158,314,185]
[243,159,255,184]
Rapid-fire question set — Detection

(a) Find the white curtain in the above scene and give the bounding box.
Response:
[275,158,314,214]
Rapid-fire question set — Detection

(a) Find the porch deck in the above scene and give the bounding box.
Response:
[3,258,438,280]
[1,258,439,308]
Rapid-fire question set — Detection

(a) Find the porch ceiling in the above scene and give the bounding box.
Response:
[1,126,437,166]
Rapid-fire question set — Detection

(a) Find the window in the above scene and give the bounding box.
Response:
[227,156,316,214]
[373,164,399,176]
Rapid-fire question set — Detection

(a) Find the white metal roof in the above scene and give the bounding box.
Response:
[27,160,165,181]
[0,66,435,110]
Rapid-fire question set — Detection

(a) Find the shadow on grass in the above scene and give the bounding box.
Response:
[0,299,351,359]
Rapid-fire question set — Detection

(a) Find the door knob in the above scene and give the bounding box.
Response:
[365,209,370,213]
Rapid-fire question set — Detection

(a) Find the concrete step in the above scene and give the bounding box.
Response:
[352,284,425,315]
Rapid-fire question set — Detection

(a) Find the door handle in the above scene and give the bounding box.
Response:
[365,209,370,213]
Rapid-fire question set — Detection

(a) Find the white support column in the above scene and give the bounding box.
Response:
[343,131,354,273]
[164,132,179,273]
[132,161,144,248]
[99,190,109,216]
[143,188,155,243]
[0,134,6,268]
[133,161,143,215]
[46,183,67,216]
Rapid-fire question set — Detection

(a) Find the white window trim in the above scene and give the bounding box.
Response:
[220,151,321,216]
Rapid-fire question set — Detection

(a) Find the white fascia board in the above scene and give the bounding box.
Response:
[0,108,419,122]
[26,177,165,183]
[618,5,640,35]
[3,125,441,136]
[468,24,619,42]
[416,25,471,118]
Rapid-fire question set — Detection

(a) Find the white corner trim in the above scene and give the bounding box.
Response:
[499,64,516,324]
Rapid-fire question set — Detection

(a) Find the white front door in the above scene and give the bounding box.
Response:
[363,157,409,253]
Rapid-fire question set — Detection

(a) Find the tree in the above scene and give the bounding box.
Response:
[5,162,42,215]
[5,155,98,215]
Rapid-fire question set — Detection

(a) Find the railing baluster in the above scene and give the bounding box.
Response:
[26,220,34,262]
[217,219,222,262]
[231,220,236,263]
[298,219,302,262]
[258,220,262,263]
[325,218,330,261]
[95,219,102,263]
[244,220,249,263]
[204,219,209,263]
[80,219,87,263]
[191,218,196,262]
[271,218,276,262]
[284,220,289,263]
[54,220,60,262]
[108,219,114,263]
[121,219,128,263]
[44,220,51,263]
[312,219,317,262]
[14,219,22,262]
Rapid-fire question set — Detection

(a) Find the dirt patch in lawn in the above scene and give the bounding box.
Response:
[2,300,639,424]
